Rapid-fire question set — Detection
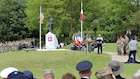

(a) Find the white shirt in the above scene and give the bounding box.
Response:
[129,40,138,51]
[96,37,103,41]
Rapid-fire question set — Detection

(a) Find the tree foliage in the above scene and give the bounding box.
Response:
[1,0,140,42]
[0,0,29,41]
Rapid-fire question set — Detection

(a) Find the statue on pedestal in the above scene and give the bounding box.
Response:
[48,16,54,33]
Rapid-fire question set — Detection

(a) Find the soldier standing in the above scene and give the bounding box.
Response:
[116,36,122,55]
[120,35,125,55]
[124,35,129,55]
[85,33,92,53]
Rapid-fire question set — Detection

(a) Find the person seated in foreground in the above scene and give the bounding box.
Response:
[108,60,125,79]
[132,69,140,79]
[0,67,19,79]
[95,67,116,79]
[76,60,93,79]
[23,70,36,79]
[62,73,76,79]
[43,69,55,79]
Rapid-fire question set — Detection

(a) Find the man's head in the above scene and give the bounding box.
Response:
[23,70,36,79]
[62,73,76,79]
[95,67,115,79]
[43,69,55,79]
[108,60,124,76]
[7,71,27,79]
[0,67,18,79]
[76,60,93,77]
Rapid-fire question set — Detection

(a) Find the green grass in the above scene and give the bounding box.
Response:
[103,43,117,52]
[0,42,140,79]
[0,51,111,79]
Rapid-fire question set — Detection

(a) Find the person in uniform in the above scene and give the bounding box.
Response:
[120,36,124,55]
[116,36,122,55]
[85,33,92,53]
[76,60,93,79]
[108,60,125,79]
[124,35,129,55]
[43,69,55,79]
[96,34,103,54]
[95,67,115,79]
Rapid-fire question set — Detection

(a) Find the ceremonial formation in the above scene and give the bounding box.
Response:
[0,0,140,79]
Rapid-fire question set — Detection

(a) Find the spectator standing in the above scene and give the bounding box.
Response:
[126,29,132,41]
[76,60,93,79]
[96,34,103,54]
[108,60,125,79]
[127,36,138,63]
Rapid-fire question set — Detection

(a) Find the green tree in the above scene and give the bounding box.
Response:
[0,0,29,41]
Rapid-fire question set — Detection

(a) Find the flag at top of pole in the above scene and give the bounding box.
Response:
[39,6,44,49]
[80,2,83,42]
[40,6,44,23]
[80,2,83,21]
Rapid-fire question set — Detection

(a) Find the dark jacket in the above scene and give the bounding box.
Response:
[116,75,125,79]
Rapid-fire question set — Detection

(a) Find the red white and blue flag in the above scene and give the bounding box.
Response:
[40,6,44,22]
[80,8,83,21]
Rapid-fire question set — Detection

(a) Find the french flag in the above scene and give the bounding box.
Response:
[80,4,83,21]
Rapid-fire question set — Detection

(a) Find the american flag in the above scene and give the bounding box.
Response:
[40,6,44,21]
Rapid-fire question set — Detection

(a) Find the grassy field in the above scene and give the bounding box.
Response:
[0,43,140,79]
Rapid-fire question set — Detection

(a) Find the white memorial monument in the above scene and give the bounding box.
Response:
[45,32,59,49]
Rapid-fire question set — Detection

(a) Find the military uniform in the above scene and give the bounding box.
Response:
[43,69,55,79]
[95,67,115,79]
[124,35,129,55]
[76,60,93,79]
[85,37,92,53]
[116,38,123,55]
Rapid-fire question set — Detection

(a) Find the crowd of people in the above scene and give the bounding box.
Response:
[71,33,104,54]
[0,60,140,79]
[0,39,35,53]
[116,29,138,63]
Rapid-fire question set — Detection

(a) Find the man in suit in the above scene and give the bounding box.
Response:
[76,60,93,79]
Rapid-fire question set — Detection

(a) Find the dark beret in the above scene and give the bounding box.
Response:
[76,60,93,72]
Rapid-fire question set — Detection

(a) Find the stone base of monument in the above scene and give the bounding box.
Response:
[37,49,69,51]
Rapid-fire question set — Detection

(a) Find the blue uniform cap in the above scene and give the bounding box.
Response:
[76,60,93,72]
[8,71,27,79]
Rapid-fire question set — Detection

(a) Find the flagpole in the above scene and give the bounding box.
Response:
[81,2,83,41]
[39,6,42,49]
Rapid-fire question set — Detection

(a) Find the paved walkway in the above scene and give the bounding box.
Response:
[104,52,128,62]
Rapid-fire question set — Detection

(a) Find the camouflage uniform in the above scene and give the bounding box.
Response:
[124,35,129,54]
[116,37,124,55]
[120,37,125,55]
[85,37,92,53]
[95,67,115,79]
